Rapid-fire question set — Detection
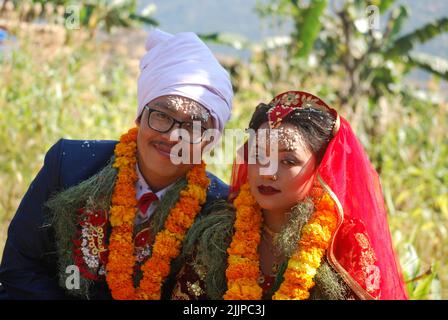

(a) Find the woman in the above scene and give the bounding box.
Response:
[171,90,408,300]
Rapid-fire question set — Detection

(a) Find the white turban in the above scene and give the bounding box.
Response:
[137,28,233,133]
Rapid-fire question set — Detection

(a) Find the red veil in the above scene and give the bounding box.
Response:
[229,91,408,300]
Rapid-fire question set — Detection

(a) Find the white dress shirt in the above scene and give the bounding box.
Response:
[134,163,176,225]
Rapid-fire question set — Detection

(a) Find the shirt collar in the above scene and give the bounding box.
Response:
[135,163,175,201]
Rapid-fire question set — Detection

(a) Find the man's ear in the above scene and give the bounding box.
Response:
[135,114,142,127]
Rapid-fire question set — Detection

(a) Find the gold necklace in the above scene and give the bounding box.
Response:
[261,225,284,272]
[262,224,280,238]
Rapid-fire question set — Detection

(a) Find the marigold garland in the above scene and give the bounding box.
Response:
[224,182,338,300]
[105,127,210,300]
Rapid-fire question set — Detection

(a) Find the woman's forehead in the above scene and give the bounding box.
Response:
[257,122,307,151]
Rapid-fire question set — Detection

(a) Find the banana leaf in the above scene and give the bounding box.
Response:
[386,17,448,57]
[294,0,327,58]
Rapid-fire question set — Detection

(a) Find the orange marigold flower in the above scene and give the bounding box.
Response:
[226,262,260,280]
[106,128,209,300]
[224,278,263,300]
[225,182,338,300]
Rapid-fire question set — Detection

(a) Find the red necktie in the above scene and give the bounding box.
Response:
[137,192,158,214]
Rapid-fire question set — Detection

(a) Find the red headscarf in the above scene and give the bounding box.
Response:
[229,91,408,300]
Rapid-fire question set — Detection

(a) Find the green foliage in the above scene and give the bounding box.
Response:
[373,92,448,299]
[253,0,448,110]
[386,17,448,57]
[199,32,250,50]
[383,5,409,44]
[292,0,328,58]
[0,34,137,230]
[399,243,442,299]
[256,0,329,59]
[4,0,158,34]
[376,0,395,13]
[407,52,448,79]
[78,0,158,34]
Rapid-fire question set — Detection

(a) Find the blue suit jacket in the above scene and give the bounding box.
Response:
[0,139,229,299]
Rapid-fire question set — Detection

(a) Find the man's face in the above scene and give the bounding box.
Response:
[135,95,214,189]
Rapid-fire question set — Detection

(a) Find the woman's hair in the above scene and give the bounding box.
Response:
[248,103,336,164]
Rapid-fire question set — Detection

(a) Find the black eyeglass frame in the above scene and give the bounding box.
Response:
[143,105,209,144]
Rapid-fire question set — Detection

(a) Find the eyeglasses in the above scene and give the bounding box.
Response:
[143,106,208,144]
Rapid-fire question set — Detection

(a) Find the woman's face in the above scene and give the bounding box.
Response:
[247,122,317,214]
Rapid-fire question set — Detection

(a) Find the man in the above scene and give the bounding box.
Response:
[0,28,233,299]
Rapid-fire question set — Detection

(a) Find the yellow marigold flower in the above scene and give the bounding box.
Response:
[287,260,320,278]
[181,184,207,203]
[302,223,331,243]
[294,247,325,267]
